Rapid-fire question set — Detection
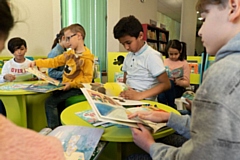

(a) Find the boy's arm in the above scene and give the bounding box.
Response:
[138,72,170,100]
[123,72,127,83]
[35,54,66,68]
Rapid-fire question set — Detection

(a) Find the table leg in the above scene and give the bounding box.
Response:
[0,95,27,127]
[26,93,51,131]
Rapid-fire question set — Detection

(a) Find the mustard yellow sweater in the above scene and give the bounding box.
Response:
[35,47,94,88]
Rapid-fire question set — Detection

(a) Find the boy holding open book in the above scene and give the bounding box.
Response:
[128,0,240,159]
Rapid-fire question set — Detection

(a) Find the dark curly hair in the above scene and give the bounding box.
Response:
[113,15,143,39]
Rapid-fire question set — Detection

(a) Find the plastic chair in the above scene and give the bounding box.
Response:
[65,94,86,107]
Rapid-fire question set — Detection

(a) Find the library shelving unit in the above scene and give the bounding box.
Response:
[142,23,169,55]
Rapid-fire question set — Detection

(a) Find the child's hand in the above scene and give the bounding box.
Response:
[128,110,170,123]
[4,74,15,81]
[130,123,155,153]
[62,83,71,91]
[120,88,143,100]
[174,78,182,86]
[184,98,192,111]
[28,61,36,68]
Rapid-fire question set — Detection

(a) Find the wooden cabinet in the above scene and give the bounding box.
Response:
[142,24,169,55]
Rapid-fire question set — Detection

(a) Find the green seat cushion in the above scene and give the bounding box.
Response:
[65,94,86,107]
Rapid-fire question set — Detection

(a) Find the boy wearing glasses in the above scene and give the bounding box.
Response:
[29,23,94,129]
[113,15,170,101]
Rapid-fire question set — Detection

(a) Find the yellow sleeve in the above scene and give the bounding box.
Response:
[35,54,66,68]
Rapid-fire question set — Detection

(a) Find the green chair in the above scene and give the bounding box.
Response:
[65,94,86,107]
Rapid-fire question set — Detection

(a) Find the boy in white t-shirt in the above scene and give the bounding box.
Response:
[113,15,170,101]
[1,37,32,82]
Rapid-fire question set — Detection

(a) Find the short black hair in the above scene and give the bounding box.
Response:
[8,37,27,54]
[113,15,143,39]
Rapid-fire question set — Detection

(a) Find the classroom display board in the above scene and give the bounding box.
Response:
[93,57,101,83]
[107,52,215,86]
[107,52,128,82]
[187,56,202,85]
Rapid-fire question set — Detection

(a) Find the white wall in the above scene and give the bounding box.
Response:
[157,12,180,40]
[107,0,158,52]
[2,0,166,56]
[107,0,120,52]
[1,0,61,57]
[180,0,198,56]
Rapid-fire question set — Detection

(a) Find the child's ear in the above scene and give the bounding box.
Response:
[138,31,144,39]
[228,0,240,22]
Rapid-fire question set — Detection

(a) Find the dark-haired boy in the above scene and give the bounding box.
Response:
[113,15,170,101]
[1,37,32,82]
[128,0,240,159]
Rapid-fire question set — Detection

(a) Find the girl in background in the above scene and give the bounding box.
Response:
[47,28,70,81]
[158,39,190,108]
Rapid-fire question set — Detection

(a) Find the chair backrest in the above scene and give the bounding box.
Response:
[25,56,34,61]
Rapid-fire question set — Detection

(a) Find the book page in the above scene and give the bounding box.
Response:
[111,96,150,106]
[166,66,184,79]
[26,67,60,86]
[81,88,167,132]
[48,125,104,160]
[13,73,34,82]
[81,88,142,123]
[23,82,64,93]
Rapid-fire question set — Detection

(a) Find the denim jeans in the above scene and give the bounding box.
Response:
[157,80,185,109]
[45,88,83,129]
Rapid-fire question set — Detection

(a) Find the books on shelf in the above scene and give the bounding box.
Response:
[81,88,168,133]
[148,42,157,50]
[147,30,157,40]
[159,43,166,52]
[165,66,184,79]
[39,125,105,160]
[188,63,198,74]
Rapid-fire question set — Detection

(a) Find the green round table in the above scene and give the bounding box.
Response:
[61,100,180,142]
[0,81,51,131]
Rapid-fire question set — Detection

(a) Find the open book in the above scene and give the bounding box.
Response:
[26,67,60,86]
[165,66,183,79]
[81,88,168,133]
[23,82,64,93]
[23,68,64,93]
[39,125,106,160]
[181,90,195,105]
[13,73,34,82]
[82,83,149,106]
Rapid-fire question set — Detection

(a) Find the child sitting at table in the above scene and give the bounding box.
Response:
[0,37,33,116]
[47,27,70,81]
[157,40,190,109]
[29,23,94,129]
[1,37,32,82]
[113,15,170,101]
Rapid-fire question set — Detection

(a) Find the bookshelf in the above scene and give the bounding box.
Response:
[142,23,169,54]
